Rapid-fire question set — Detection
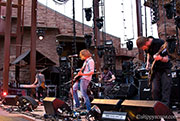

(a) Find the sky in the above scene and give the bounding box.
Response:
[38,0,158,48]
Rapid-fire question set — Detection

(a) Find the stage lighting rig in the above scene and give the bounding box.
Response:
[84,8,92,21]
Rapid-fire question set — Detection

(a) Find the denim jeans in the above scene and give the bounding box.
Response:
[73,78,91,111]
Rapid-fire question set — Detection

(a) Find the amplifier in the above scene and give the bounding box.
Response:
[102,111,127,121]
[138,79,152,100]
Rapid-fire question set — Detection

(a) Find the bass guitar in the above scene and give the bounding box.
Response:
[148,42,167,86]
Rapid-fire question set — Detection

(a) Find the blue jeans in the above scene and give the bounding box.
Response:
[125,75,134,84]
[73,78,91,111]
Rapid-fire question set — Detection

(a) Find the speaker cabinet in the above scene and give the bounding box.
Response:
[18,96,38,111]
[43,97,71,115]
[116,83,138,98]
[102,111,127,121]
[91,99,122,112]
[3,95,19,105]
[121,100,177,121]
[138,79,152,100]
[170,70,180,109]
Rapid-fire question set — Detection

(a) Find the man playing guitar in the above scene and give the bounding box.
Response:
[136,36,172,106]
[73,49,94,111]
[99,65,116,97]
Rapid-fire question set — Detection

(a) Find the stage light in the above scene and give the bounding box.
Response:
[84,34,92,48]
[88,105,101,120]
[85,8,92,21]
[105,40,113,45]
[166,35,177,53]
[97,45,104,58]
[175,16,180,29]
[164,2,175,19]
[96,17,103,29]
[56,45,63,56]
[3,91,7,96]
[37,28,45,40]
[126,40,133,50]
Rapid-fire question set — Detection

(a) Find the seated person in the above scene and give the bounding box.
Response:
[99,65,116,96]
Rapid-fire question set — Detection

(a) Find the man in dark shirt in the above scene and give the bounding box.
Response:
[136,36,172,106]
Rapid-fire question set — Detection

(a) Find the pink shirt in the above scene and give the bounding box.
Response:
[81,57,94,81]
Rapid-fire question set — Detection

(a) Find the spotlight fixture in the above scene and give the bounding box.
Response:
[164,1,175,19]
[88,105,101,120]
[126,40,133,50]
[56,44,63,56]
[96,17,103,29]
[105,40,113,45]
[175,16,180,29]
[84,34,92,48]
[85,8,92,21]
[97,45,104,58]
[166,35,177,53]
[53,0,69,5]
[36,28,45,40]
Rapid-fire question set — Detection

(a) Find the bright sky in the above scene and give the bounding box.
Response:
[38,0,158,48]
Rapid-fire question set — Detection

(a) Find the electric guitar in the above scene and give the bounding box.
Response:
[74,75,82,82]
[148,42,167,86]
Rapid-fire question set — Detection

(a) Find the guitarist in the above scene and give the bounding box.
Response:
[136,36,172,106]
[33,70,46,102]
[73,49,94,111]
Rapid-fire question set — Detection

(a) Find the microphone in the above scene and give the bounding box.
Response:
[68,54,78,57]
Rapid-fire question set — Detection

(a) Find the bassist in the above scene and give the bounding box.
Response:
[136,36,172,106]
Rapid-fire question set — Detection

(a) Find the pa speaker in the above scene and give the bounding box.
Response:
[91,99,122,112]
[116,83,138,99]
[43,97,71,115]
[102,111,127,121]
[121,100,177,121]
[3,95,19,105]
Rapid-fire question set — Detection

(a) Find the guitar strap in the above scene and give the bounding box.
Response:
[81,59,90,73]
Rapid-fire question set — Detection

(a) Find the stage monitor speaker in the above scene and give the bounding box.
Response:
[43,97,71,115]
[18,96,39,111]
[117,83,138,98]
[102,111,127,121]
[3,95,19,106]
[121,100,177,121]
[91,99,122,112]
[139,79,152,100]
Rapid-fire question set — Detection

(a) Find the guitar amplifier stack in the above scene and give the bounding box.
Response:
[170,69,180,109]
